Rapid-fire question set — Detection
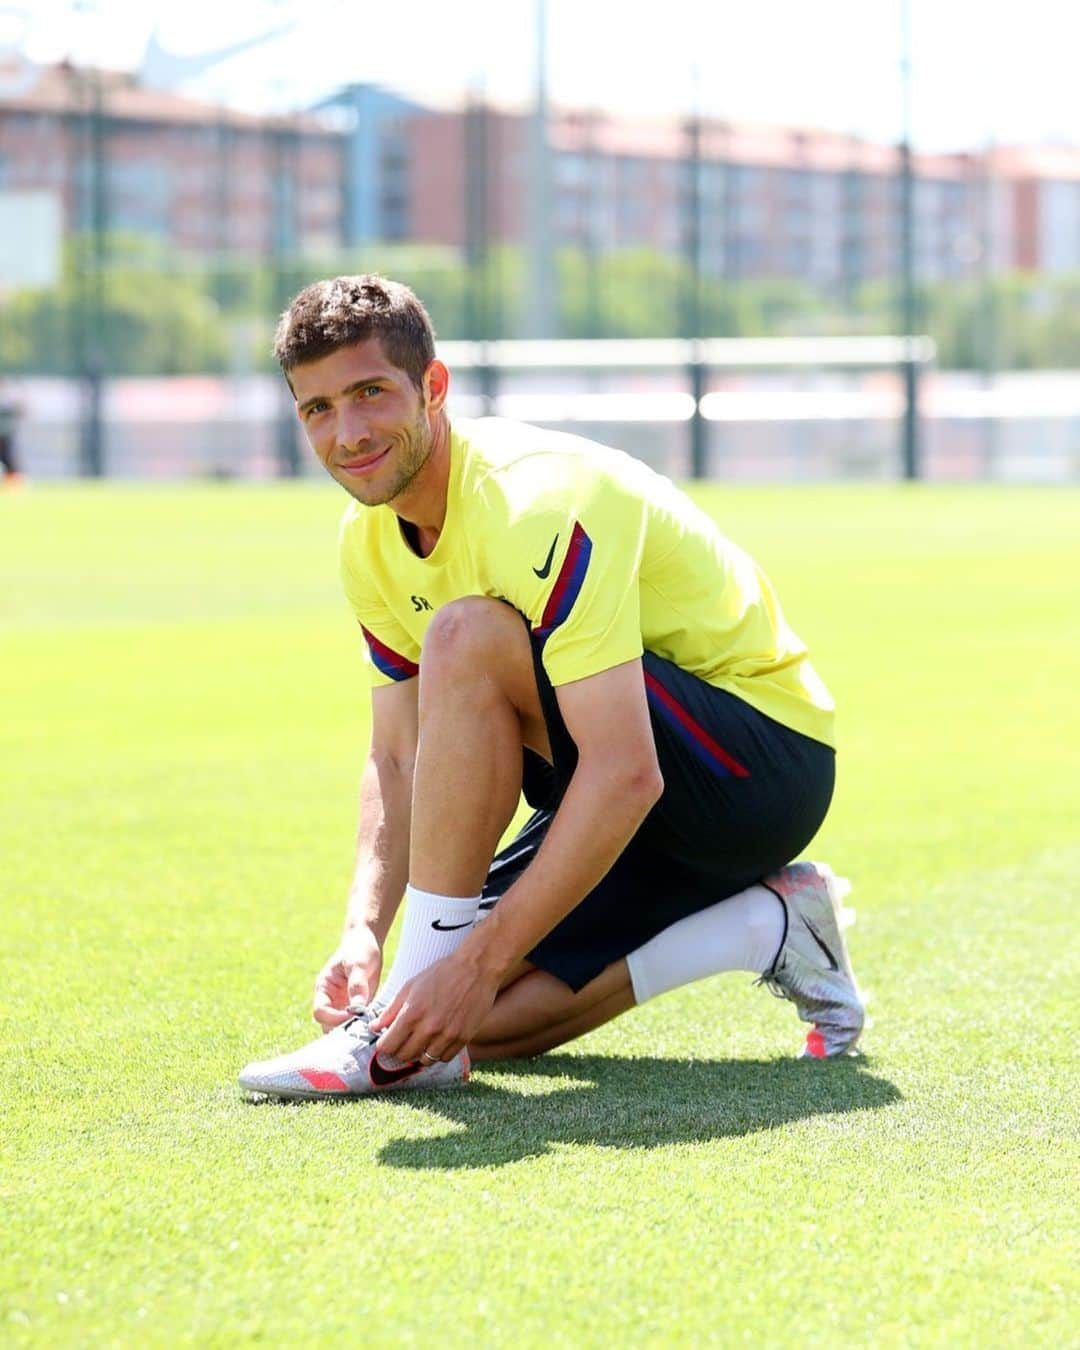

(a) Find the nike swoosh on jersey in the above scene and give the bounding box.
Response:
[532,522,593,641]
[368,1053,424,1088]
[533,534,559,578]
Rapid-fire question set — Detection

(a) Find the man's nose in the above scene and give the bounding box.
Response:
[338,406,372,452]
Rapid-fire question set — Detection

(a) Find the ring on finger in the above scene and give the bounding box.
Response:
[420,1050,440,1064]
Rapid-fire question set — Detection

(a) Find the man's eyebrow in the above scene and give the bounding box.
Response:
[297,376,387,413]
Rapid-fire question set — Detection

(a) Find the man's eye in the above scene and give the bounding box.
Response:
[360,385,381,397]
[307,402,328,416]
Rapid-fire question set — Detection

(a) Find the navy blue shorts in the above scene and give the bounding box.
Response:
[481,636,836,992]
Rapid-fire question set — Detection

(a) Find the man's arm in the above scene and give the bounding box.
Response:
[468,658,663,970]
[372,658,662,1058]
[311,680,418,1027]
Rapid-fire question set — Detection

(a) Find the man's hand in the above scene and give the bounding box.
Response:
[312,925,383,1031]
[369,948,500,1064]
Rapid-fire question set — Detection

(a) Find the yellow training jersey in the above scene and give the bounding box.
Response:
[339,418,834,747]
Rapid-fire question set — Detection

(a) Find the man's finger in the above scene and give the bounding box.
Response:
[370,999,415,1059]
[368,986,405,1035]
[394,1028,458,1066]
[346,967,370,1007]
[375,1027,414,1062]
[313,982,348,1014]
[312,1003,351,1031]
[313,964,350,1029]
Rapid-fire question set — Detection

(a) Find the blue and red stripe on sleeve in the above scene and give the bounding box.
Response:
[360,625,419,682]
[532,521,593,642]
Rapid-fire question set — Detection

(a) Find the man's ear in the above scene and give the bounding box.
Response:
[424,359,450,413]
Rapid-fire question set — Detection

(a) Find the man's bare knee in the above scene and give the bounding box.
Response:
[420,598,548,754]
[421,598,534,697]
[421,597,526,671]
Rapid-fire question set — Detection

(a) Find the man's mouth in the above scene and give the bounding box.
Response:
[337,447,390,477]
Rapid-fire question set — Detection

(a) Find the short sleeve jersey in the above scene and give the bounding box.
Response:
[338,418,835,748]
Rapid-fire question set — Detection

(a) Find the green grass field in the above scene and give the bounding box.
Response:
[2,482,1077,1346]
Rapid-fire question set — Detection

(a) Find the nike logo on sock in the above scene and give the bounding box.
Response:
[431,918,474,931]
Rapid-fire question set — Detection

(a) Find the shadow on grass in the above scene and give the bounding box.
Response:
[368,1052,901,1170]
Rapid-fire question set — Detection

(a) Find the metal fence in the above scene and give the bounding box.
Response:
[8,358,1078,485]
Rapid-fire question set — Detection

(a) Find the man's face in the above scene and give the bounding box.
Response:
[290,337,436,507]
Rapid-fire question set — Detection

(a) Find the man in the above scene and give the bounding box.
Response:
[0,390,24,491]
[239,275,863,1101]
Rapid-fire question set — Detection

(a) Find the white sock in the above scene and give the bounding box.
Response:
[625,884,786,1004]
[372,885,481,1011]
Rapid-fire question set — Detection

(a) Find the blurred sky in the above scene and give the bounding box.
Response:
[4,0,1077,151]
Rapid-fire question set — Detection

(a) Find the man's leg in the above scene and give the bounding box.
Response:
[472,961,635,1061]
[470,867,862,1063]
[361,597,553,1013]
[409,597,551,895]
[471,881,787,1060]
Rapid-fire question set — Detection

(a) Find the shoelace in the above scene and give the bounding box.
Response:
[341,1006,377,1041]
[753,970,792,1002]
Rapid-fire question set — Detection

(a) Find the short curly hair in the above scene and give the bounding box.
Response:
[273,274,436,390]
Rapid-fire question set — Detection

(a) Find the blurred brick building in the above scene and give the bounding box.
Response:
[379,106,1080,293]
[0,64,345,258]
[1,66,1077,294]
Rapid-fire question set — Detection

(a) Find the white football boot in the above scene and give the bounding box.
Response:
[756,861,865,1057]
[239,1009,469,1100]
